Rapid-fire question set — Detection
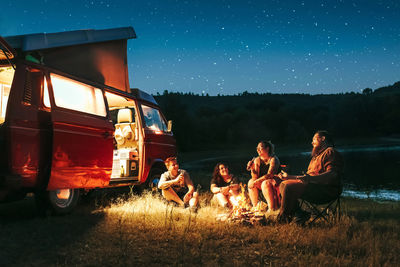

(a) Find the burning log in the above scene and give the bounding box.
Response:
[216,183,268,226]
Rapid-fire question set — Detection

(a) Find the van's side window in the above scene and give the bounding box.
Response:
[50,73,106,117]
[43,76,51,108]
[141,104,167,133]
[0,66,15,123]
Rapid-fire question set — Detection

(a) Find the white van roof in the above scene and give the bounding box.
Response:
[3,27,136,92]
[5,27,136,51]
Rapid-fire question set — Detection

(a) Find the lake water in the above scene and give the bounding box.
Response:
[182,145,400,202]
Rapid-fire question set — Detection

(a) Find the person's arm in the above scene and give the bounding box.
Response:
[277,171,303,180]
[211,183,224,194]
[212,184,230,195]
[184,171,195,194]
[302,170,338,185]
[250,158,261,180]
[183,172,195,202]
[158,172,181,190]
[248,157,260,179]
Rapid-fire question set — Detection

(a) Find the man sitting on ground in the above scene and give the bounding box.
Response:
[277,130,343,224]
[158,157,199,210]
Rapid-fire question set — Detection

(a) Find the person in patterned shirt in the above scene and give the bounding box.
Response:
[277,130,344,224]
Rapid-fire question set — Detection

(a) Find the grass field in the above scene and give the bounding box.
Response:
[1,190,399,266]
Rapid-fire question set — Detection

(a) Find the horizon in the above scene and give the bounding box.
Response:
[151,80,397,96]
[2,0,400,95]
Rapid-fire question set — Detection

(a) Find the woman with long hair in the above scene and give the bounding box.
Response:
[210,163,240,209]
[247,140,281,212]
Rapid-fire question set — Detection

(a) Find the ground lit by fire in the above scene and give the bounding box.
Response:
[105,185,269,226]
[1,192,399,266]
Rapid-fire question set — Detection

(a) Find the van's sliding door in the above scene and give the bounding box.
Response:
[46,73,114,190]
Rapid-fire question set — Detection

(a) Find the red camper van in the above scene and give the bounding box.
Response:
[0,27,176,214]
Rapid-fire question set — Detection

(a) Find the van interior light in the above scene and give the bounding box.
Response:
[43,77,51,107]
[105,91,135,109]
[51,74,106,116]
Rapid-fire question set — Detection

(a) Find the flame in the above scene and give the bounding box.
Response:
[230,183,252,217]
[222,183,267,223]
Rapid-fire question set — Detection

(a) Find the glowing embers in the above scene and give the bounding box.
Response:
[217,183,267,225]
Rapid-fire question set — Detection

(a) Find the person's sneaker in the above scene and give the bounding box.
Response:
[265,209,280,220]
[293,209,311,225]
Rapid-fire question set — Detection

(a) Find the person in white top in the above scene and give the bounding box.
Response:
[158,157,199,209]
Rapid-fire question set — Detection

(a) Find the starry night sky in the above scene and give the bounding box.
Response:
[1,0,399,95]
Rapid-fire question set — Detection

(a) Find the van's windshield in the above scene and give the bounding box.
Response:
[0,66,15,123]
[141,104,168,133]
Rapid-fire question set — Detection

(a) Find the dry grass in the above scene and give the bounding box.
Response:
[0,192,399,266]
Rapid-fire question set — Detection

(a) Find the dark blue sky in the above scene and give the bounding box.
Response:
[1,0,399,95]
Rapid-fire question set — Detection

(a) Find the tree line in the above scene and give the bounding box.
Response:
[154,82,400,151]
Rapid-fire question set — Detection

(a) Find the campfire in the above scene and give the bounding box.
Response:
[216,184,267,225]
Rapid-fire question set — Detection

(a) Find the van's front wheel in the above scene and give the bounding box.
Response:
[35,188,80,215]
[136,168,164,195]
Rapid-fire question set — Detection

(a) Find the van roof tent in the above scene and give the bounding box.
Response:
[4,27,136,92]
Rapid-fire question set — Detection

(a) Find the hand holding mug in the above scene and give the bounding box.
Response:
[176,173,184,185]
[246,157,256,171]
[278,170,288,180]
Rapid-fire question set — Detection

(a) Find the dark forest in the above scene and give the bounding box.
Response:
[155,81,400,151]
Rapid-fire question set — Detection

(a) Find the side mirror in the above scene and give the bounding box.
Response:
[167,120,173,132]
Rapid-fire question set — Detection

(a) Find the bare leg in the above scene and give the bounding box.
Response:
[248,180,260,207]
[162,187,184,206]
[189,192,199,208]
[261,180,278,211]
[215,192,229,208]
[228,189,239,207]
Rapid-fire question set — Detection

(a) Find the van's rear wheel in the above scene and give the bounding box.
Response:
[35,188,80,215]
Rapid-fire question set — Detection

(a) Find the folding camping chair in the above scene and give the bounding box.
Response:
[300,189,342,225]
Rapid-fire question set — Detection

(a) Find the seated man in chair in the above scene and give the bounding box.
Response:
[158,157,199,210]
[277,130,343,224]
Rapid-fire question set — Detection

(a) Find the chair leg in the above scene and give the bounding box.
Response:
[304,198,340,225]
[330,197,341,223]
[303,201,328,224]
